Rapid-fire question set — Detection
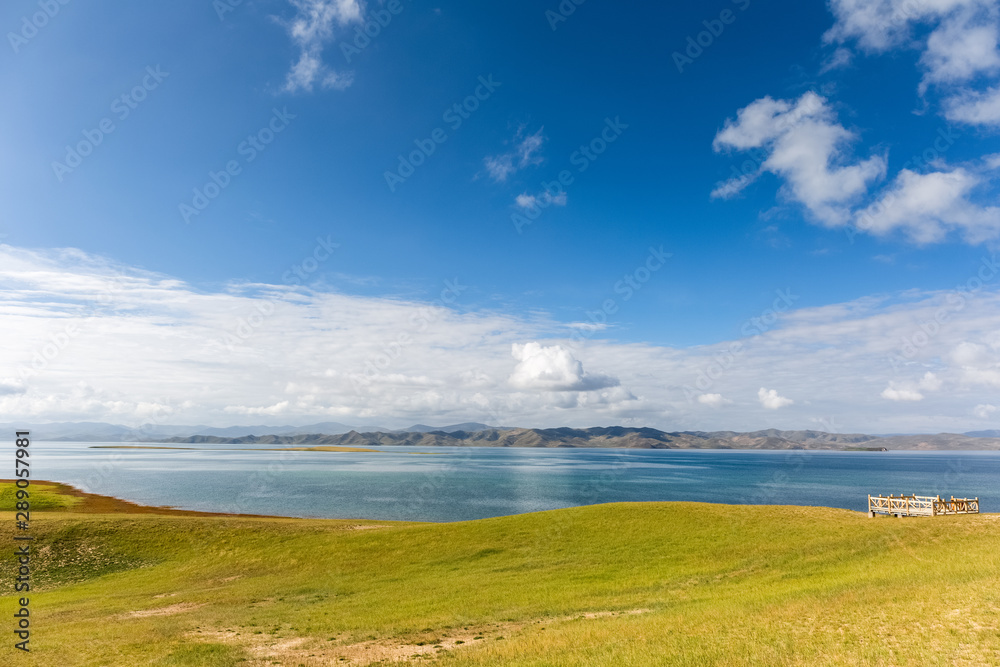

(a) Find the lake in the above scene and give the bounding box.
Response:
[31,442,1000,522]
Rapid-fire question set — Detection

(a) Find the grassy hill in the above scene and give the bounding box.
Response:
[1,483,998,665]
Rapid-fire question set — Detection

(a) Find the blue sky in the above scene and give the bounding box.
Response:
[3,0,1000,432]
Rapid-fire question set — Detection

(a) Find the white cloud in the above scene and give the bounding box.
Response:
[484,128,546,183]
[827,0,1000,125]
[697,393,731,407]
[225,401,291,416]
[824,0,992,53]
[882,385,925,401]
[974,403,998,418]
[281,0,362,93]
[515,193,538,208]
[949,340,1000,386]
[515,190,567,210]
[854,168,1000,244]
[508,342,619,392]
[712,92,887,225]
[710,171,760,199]
[820,47,854,74]
[881,372,943,401]
[920,12,1000,91]
[484,156,517,183]
[714,0,1000,246]
[919,372,944,392]
[946,85,1000,124]
[7,245,1000,433]
[758,388,794,410]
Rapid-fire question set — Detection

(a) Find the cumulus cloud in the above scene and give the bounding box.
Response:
[881,372,943,401]
[855,168,1000,244]
[920,12,1000,90]
[758,388,794,410]
[946,85,1000,124]
[281,0,362,93]
[974,403,998,418]
[712,92,886,226]
[508,342,619,392]
[949,340,1000,386]
[881,385,925,401]
[484,128,546,183]
[697,393,731,407]
[713,2,1000,246]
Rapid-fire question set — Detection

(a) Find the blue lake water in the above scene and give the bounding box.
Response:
[31,442,1000,522]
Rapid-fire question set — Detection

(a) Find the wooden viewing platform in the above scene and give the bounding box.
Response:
[868,494,980,518]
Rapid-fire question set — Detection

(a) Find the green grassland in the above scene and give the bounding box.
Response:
[1,483,998,666]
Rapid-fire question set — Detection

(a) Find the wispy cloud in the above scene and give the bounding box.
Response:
[280,0,362,93]
[515,190,567,210]
[484,127,546,182]
[819,47,853,74]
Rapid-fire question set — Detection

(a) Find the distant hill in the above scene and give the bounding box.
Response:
[0,420,504,442]
[399,422,508,433]
[157,427,1000,450]
[0,421,363,442]
[964,429,1000,438]
[8,421,1000,450]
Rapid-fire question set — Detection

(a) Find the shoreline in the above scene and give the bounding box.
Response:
[5,479,994,524]
[0,479,294,520]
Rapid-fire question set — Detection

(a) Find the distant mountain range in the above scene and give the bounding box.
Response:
[963,429,1000,438]
[0,421,501,442]
[159,427,1000,451]
[5,422,1000,450]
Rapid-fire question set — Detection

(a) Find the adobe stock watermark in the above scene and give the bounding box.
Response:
[384,75,502,192]
[51,66,169,183]
[512,116,628,234]
[673,0,752,74]
[545,0,589,31]
[179,107,296,223]
[7,0,71,54]
[571,246,672,339]
[220,235,340,351]
[683,288,799,402]
[213,0,245,21]
[563,245,671,355]
[341,0,410,63]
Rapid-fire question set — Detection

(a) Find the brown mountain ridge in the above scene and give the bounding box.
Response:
[159,427,1000,450]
